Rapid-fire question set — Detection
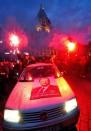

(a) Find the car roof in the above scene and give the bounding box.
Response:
[27,63,53,68]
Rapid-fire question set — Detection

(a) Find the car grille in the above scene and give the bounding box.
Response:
[21,105,66,123]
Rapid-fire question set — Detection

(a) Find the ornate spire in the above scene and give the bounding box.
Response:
[36,3,52,33]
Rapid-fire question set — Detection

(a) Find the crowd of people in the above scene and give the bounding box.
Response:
[0,61,23,99]
[0,52,91,105]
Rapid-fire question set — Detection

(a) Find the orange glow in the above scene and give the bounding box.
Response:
[66,40,76,52]
[36,25,42,32]
[56,72,60,78]
[45,26,50,33]
[36,25,50,32]
[56,77,74,97]
[26,73,33,81]
[28,76,33,81]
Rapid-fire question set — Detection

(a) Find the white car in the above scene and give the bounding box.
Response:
[3,63,80,131]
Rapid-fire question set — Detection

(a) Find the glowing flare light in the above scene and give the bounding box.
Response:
[9,34,20,47]
[66,41,76,52]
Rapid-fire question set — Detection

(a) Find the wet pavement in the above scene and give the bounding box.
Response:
[66,75,91,131]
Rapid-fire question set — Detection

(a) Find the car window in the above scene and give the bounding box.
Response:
[29,66,55,77]
[19,65,60,81]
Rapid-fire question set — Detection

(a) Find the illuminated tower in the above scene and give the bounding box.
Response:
[36,4,52,33]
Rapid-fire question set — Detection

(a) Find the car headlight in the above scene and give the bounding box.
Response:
[4,109,21,123]
[64,98,77,113]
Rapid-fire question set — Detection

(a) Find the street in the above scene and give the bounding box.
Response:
[65,74,91,131]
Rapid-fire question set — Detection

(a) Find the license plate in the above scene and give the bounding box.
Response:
[39,125,61,131]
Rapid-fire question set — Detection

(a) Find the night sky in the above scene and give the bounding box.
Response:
[0,0,91,50]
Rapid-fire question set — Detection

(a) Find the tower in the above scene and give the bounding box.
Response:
[36,4,52,33]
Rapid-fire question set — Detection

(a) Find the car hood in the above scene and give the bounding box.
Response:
[5,77,74,110]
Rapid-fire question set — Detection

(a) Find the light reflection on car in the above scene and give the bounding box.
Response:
[3,63,80,131]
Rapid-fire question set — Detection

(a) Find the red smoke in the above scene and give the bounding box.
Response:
[5,21,28,50]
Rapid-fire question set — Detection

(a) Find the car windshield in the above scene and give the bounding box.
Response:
[19,65,58,81]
